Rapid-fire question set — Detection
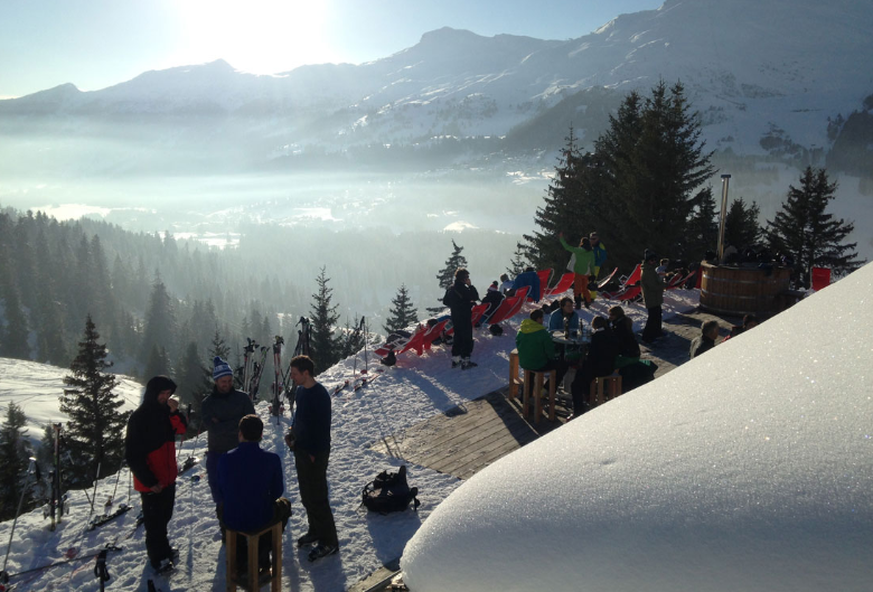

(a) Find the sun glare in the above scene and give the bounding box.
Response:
[174,0,338,74]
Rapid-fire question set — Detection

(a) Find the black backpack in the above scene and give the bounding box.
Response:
[362,465,420,514]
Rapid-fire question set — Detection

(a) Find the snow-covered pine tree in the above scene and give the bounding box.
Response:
[384,285,418,333]
[0,402,33,520]
[309,267,342,373]
[60,315,127,485]
[427,240,468,314]
[0,278,30,360]
[506,243,529,278]
[144,343,172,380]
[766,166,863,287]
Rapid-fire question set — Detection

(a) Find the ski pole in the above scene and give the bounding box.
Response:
[107,459,124,507]
[94,549,110,592]
[3,458,37,575]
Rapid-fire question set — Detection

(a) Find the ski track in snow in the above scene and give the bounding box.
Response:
[0,289,698,591]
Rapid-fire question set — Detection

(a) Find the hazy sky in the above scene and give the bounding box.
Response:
[0,0,663,99]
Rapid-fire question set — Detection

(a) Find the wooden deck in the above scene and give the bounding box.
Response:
[369,390,567,480]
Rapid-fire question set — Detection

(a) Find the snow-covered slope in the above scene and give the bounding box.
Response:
[401,262,873,591]
[0,358,142,447]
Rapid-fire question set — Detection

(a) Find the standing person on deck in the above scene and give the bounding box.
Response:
[640,250,666,344]
[559,232,596,309]
[443,267,480,369]
[284,355,340,562]
[589,231,607,301]
[202,357,255,523]
[125,375,188,573]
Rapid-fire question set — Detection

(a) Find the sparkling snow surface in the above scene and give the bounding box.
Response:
[402,263,873,592]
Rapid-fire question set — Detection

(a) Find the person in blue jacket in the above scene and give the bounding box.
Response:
[548,297,580,335]
[218,414,291,573]
[511,267,542,303]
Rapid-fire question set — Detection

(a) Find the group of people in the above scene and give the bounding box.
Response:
[516,299,649,419]
[690,314,758,359]
[124,354,338,577]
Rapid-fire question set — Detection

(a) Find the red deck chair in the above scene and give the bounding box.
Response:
[487,286,530,325]
[545,272,575,298]
[621,263,642,288]
[535,268,553,301]
[470,302,490,327]
[396,324,429,356]
[614,285,642,302]
[665,269,696,290]
[415,319,452,355]
[811,267,831,291]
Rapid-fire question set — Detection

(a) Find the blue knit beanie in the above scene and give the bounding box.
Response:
[213,356,233,381]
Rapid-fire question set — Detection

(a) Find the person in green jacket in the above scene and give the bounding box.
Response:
[559,232,596,309]
[515,309,568,390]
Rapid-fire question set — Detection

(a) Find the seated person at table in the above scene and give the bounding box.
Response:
[516,309,568,392]
[548,297,580,335]
[510,267,542,303]
[570,316,619,417]
[690,320,720,359]
[607,306,640,368]
[218,415,292,575]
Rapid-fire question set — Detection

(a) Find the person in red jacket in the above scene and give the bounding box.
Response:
[125,375,188,573]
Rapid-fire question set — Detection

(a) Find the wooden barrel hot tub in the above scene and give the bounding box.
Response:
[699,262,792,315]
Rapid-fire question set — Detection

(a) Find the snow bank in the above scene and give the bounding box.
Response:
[401,263,873,591]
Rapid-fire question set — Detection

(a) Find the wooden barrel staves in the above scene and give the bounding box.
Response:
[699,262,792,315]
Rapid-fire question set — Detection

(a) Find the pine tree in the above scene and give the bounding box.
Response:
[60,315,127,485]
[506,242,530,278]
[0,278,30,360]
[724,197,762,250]
[309,267,341,373]
[522,127,591,271]
[144,344,172,381]
[685,186,719,260]
[141,274,176,365]
[766,166,863,287]
[0,402,32,520]
[384,285,418,333]
[176,340,205,410]
[428,240,468,314]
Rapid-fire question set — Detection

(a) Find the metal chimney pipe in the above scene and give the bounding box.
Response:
[717,174,731,263]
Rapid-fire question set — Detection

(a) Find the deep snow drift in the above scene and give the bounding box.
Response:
[401,263,873,591]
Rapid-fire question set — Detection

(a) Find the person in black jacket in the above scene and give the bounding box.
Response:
[443,267,480,369]
[608,306,641,367]
[570,316,620,417]
[125,375,187,572]
[202,357,255,514]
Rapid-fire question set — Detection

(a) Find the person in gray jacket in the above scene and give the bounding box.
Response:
[202,356,255,513]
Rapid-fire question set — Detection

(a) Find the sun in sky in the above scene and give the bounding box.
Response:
[172,0,342,74]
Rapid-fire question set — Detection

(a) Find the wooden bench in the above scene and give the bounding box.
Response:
[522,368,557,423]
[589,373,622,408]
[225,522,282,592]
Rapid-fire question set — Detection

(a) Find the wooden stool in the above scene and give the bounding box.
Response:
[522,368,557,423]
[589,372,622,408]
[226,522,282,592]
[508,349,522,401]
